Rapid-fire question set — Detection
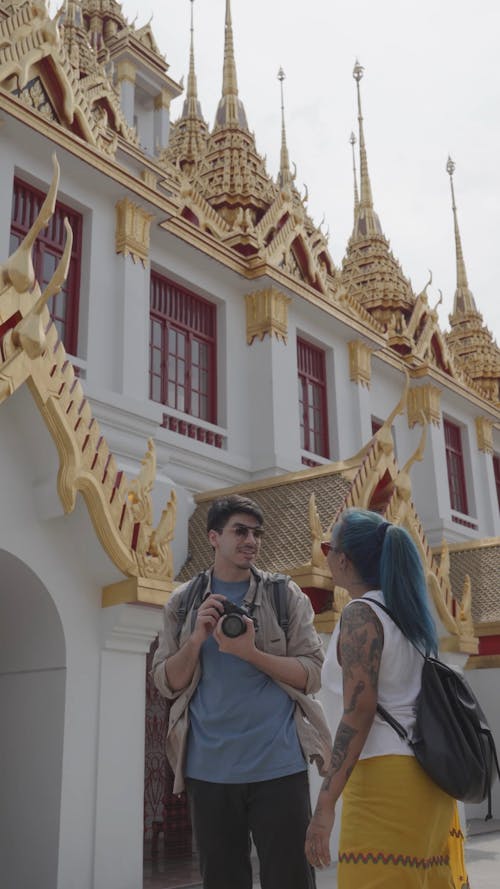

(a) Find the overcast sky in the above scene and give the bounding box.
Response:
[115,0,500,342]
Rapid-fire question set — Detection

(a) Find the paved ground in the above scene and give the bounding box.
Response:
[145,822,500,888]
[251,824,500,889]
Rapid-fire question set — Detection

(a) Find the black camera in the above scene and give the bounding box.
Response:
[220,601,258,638]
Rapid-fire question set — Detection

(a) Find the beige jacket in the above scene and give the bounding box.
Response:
[152,568,332,793]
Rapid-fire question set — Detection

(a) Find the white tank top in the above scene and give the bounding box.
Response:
[321,589,423,759]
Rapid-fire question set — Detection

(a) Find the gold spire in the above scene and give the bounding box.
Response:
[446,156,478,316]
[214,0,248,130]
[277,67,292,189]
[349,131,359,215]
[181,0,202,120]
[341,62,414,335]
[155,0,208,172]
[352,61,381,237]
[63,0,83,26]
[445,157,500,403]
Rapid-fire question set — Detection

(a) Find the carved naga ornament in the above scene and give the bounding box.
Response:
[0,154,177,591]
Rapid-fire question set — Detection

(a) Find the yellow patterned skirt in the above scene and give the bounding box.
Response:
[338,755,470,888]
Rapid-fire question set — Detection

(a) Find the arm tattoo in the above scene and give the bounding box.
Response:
[340,603,383,688]
[344,679,365,714]
[323,720,358,790]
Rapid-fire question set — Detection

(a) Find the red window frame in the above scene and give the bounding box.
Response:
[444,419,469,514]
[149,272,216,423]
[10,177,82,356]
[493,455,500,511]
[297,337,329,458]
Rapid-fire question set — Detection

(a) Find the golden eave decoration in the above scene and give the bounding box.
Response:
[115,197,155,266]
[475,415,494,454]
[348,340,372,388]
[0,155,175,603]
[245,287,291,345]
[407,383,442,428]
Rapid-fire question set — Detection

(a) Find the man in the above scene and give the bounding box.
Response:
[153,494,331,889]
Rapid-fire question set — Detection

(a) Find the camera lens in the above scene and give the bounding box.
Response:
[221,614,246,638]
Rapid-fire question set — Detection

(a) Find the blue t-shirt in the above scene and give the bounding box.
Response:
[185,577,306,783]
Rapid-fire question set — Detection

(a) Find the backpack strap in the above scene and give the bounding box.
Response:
[174,571,209,643]
[362,596,416,742]
[270,573,290,637]
[250,568,290,638]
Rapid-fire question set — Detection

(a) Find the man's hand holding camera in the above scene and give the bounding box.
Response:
[193,593,226,642]
[214,611,257,659]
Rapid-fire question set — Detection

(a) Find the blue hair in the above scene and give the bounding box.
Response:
[333,508,438,656]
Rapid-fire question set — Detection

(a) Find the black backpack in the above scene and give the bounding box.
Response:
[174,569,290,643]
[365,597,500,818]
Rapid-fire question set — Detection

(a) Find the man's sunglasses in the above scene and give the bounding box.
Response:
[216,524,265,540]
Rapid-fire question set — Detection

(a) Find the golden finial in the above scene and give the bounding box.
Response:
[277,67,292,188]
[350,131,359,211]
[353,59,364,82]
[351,60,380,233]
[446,155,477,316]
[181,0,202,119]
[214,0,248,129]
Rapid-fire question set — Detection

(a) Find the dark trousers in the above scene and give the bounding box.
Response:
[186,771,316,889]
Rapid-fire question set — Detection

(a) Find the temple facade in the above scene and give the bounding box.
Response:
[0,2,499,888]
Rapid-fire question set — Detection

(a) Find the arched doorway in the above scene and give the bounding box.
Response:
[0,550,66,889]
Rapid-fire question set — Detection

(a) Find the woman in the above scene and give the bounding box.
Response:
[305,508,469,889]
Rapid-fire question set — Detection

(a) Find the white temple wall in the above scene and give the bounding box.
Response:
[464,669,500,823]
[0,389,154,889]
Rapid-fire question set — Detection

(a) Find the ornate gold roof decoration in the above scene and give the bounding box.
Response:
[400,275,454,371]
[245,287,291,345]
[115,197,154,265]
[159,0,209,175]
[0,0,138,155]
[442,538,500,667]
[192,0,278,230]
[0,154,176,600]
[475,416,494,454]
[407,383,442,428]
[444,158,500,407]
[348,339,372,387]
[80,0,177,84]
[156,1,338,296]
[342,62,415,333]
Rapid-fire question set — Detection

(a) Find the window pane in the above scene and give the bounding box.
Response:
[152,349,161,375]
[149,273,216,422]
[297,338,328,458]
[152,321,162,348]
[151,376,161,402]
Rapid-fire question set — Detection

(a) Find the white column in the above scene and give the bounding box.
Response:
[154,92,171,152]
[117,62,136,128]
[411,422,452,546]
[115,255,151,400]
[472,450,500,537]
[246,334,301,474]
[93,604,162,889]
